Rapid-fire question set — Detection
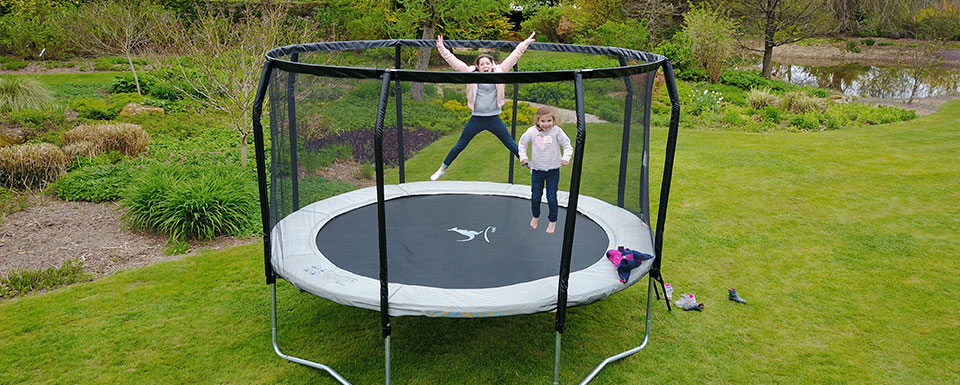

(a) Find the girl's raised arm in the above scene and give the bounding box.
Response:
[499,32,537,71]
[436,35,471,72]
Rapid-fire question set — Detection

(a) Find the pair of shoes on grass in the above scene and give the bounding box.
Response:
[675,293,697,306]
[674,293,704,311]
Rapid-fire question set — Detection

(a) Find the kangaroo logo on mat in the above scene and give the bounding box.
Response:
[447,226,496,243]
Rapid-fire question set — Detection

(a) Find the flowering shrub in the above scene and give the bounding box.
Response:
[687,89,724,116]
[304,127,444,167]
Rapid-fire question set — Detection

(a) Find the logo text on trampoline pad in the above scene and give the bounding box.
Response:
[447,226,496,243]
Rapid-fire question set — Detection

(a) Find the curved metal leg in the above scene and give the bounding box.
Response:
[271,283,352,385]
[578,276,655,385]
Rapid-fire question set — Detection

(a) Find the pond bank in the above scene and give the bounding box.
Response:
[743,38,960,67]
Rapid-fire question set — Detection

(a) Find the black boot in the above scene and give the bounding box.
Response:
[728,288,747,304]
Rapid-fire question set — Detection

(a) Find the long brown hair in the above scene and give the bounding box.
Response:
[473,54,495,71]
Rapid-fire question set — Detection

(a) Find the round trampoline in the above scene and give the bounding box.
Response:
[251,38,682,384]
[273,181,653,317]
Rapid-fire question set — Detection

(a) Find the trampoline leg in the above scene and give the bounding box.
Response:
[385,336,391,385]
[554,332,562,385]
[577,276,656,385]
[271,283,352,385]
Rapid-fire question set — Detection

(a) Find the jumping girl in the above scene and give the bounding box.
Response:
[429,32,537,181]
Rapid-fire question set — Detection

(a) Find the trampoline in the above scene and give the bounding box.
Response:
[252,39,681,384]
[273,181,653,317]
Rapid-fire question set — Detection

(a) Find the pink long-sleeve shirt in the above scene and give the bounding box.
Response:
[518,125,573,171]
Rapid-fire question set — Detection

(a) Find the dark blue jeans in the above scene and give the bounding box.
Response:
[531,168,560,222]
[442,115,519,167]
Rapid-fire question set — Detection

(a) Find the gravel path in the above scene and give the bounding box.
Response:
[508,100,607,124]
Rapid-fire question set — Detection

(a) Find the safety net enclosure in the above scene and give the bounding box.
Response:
[252,39,681,385]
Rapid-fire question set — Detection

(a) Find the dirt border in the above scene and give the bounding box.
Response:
[0,193,254,280]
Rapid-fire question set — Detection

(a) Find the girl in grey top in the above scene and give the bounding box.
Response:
[430,33,537,181]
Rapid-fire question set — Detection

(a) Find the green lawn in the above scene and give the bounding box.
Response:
[31,72,123,102]
[2,100,959,384]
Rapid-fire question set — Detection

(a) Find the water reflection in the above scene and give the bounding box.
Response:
[759,61,960,98]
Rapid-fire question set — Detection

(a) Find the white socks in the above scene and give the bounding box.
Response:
[430,166,445,181]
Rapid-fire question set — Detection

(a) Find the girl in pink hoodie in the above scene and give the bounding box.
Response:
[429,32,537,181]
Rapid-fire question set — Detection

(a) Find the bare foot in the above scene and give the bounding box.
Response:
[546,221,557,234]
[530,217,539,229]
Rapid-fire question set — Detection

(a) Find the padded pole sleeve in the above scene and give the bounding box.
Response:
[616,56,633,209]
[287,53,300,210]
[375,71,393,338]
[654,61,681,274]
[395,46,406,183]
[555,71,587,334]
[253,60,275,284]
[509,64,519,184]
[641,69,655,225]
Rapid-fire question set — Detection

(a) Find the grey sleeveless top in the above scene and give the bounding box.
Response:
[473,83,501,116]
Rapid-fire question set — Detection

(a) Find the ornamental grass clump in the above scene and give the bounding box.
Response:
[62,122,149,158]
[0,76,54,112]
[746,88,779,110]
[0,143,68,189]
[122,164,259,242]
[781,91,826,114]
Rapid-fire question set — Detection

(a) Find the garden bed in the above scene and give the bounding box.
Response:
[0,193,251,289]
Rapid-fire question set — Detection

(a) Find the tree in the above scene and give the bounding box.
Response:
[63,0,167,95]
[393,0,510,101]
[624,0,686,46]
[729,0,830,79]
[684,6,738,82]
[828,0,860,36]
[902,40,945,104]
[159,3,317,167]
[858,0,912,37]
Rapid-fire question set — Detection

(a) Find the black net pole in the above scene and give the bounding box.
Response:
[287,53,300,210]
[253,60,276,284]
[395,46,406,183]
[640,71,655,224]
[555,70,587,334]
[374,70,393,338]
[652,61,681,307]
[616,56,633,209]
[268,70,282,250]
[509,64,519,184]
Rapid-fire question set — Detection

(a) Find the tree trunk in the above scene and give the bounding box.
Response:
[908,69,923,104]
[762,42,775,79]
[126,53,142,95]
[410,21,437,101]
[761,5,777,79]
[240,135,248,168]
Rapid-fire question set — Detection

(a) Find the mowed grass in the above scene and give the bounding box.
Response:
[32,72,122,101]
[2,101,959,384]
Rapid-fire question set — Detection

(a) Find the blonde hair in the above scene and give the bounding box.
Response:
[534,107,555,124]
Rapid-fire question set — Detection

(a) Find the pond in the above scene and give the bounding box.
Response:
[753,61,960,99]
